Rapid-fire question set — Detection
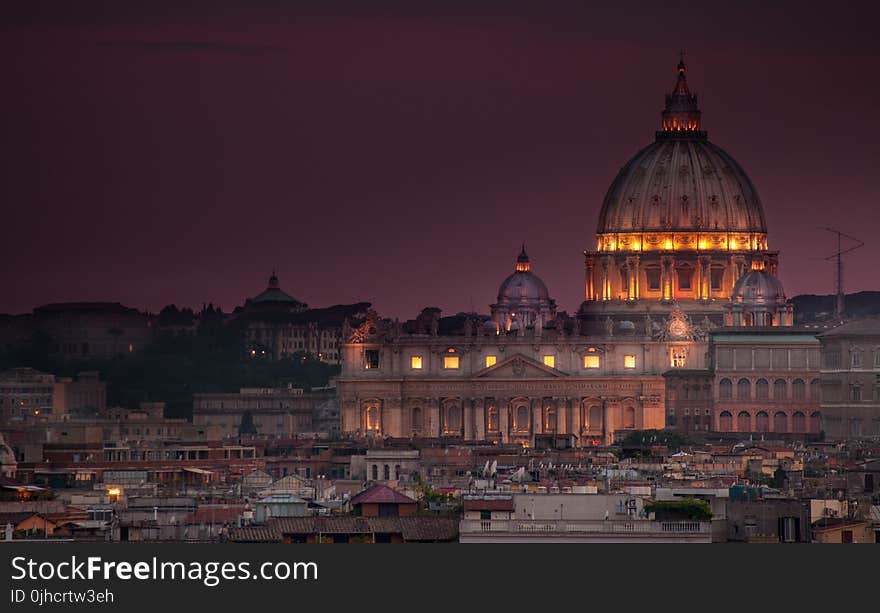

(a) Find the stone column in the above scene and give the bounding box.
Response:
[427,398,440,438]
[601,255,614,301]
[499,398,509,443]
[474,398,485,440]
[626,255,640,301]
[699,255,712,301]
[555,397,567,435]
[585,255,596,301]
[464,398,474,440]
[661,256,675,301]
[571,399,582,441]
[532,398,542,435]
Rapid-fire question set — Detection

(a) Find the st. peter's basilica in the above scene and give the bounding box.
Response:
[336,60,820,446]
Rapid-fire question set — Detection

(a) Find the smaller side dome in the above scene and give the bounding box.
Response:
[491,246,557,333]
[731,269,786,304]
[726,268,793,327]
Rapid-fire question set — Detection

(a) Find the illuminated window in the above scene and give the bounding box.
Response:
[671,347,687,368]
[485,355,497,368]
[584,355,601,369]
[543,355,555,368]
[410,355,423,370]
[624,355,636,369]
[364,349,379,369]
[443,356,460,369]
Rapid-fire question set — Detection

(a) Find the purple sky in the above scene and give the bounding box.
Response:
[3,2,880,319]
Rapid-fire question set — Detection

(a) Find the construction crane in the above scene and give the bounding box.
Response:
[824,228,864,320]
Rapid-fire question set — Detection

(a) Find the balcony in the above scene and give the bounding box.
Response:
[460,518,711,542]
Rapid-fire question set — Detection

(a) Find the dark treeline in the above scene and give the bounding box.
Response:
[0,304,339,419]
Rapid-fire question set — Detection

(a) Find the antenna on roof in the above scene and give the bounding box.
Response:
[824,228,864,320]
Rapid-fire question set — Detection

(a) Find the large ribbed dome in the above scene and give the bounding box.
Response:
[597,139,766,234]
[596,59,766,236]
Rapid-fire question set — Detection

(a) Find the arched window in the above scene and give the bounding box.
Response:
[737,411,751,432]
[365,404,380,431]
[756,379,769,400]
[395,465,401,480]
[773,379,787,401]
[383,465,390,480]
[412,407,423,432]
[719,379,733,400]
[515,405,530,432]
[756,411,770,432]
[624,406,636,429]
[371,465,378,480]
[487,406,498,433]
[545,406,557,432]
[445,403,461,434]
[792,379,805,401]
[773,411,788,433]
[719,411,733,431]
[792,411,806,433]
[809,411,822,434]
[737,378,751,400]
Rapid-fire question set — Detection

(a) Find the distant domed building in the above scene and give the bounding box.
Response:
[580,59,778,334]
[490,246,557,333]
[244,271,307,313]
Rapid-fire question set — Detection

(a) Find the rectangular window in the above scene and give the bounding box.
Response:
[710,268,725,291]
[443,356,460,369]
[543,355,555,368]
[671,347,687,368]
[364,349,380,370]
[410,356,423,370]
[852,352,862,369]
[645,268,661,291]
[584,355,601,369]
[677,267,693,291]
[624,355,636,369]
[485,355,497,368]
[824,352,841,369]
[850,385,862,402]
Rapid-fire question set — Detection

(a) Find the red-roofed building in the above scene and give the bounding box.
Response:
[350,484,417,517]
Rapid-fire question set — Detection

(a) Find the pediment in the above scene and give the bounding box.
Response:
[474,353,566,379]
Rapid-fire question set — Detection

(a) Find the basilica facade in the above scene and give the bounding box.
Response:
[336,60,806,446]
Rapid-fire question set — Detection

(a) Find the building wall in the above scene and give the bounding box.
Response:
[0,368,55,421]
[819,325,880,439]
[192,388,331,438]
[711,333,821,434]
[52,372,106,415]
[337,332,693,446]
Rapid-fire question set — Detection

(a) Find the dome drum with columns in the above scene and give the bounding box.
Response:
[579,59,781,333]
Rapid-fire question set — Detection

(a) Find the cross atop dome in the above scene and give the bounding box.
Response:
[515,244,531,272]
[659,55,704,138]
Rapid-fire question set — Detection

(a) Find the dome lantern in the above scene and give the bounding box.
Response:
[659,55,705,138]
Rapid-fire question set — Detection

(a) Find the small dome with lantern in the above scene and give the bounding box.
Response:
[725,266,793,327]
[491,246,557,332]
